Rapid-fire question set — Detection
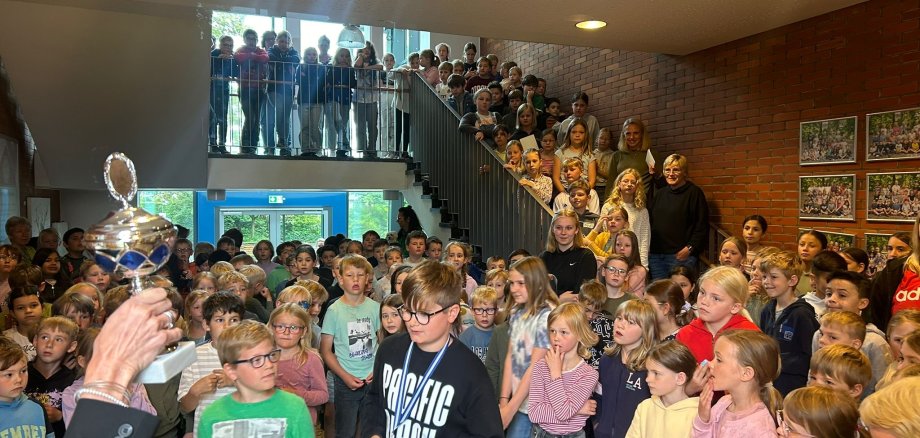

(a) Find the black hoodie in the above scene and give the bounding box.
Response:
[760,296,819,396]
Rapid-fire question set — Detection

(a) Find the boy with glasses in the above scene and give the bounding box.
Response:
[198,320,313,437]
[360,261,503,437]
[459,286,500,362]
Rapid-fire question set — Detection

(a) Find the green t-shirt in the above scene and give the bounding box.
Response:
[266,265,292,298]
[321,296,381,378]
[198,389,313,438]
[603,292,638,317]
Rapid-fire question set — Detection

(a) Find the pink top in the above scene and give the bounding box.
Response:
[691,395,777,438]
[528,358,599,434]
[421,67,440,86]
[275,350,328,423]
[62,377,157,427]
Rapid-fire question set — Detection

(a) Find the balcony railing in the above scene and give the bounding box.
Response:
[407,73,554,257]
[208,58,405,158]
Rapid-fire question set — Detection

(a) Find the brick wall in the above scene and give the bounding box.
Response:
[482,0,920,251]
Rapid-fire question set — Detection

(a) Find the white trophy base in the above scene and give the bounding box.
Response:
[136,341,197,384]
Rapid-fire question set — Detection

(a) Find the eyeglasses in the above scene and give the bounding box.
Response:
[471,307,497,315]
[230,348,281,368]
[776,410,816,438]
[0,255,17,262]
[271,324,304,334]
[398,304,456,325]
[603,266,628,276]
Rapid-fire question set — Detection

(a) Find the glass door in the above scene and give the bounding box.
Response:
[219,208,330,251]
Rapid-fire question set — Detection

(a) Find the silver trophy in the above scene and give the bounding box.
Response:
[83,153,196,383]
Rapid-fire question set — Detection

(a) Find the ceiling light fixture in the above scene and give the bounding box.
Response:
[337,24,366,48]
[575,20,607,30]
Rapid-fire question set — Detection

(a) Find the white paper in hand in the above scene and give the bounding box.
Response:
[645,149,656,169]
[521,134,538,151]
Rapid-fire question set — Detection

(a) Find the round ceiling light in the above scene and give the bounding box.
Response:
[575,20,607,30]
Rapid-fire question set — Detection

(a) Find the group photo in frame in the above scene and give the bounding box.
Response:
[867,107,920,161]
[799,116,857,165]
[864,233,892,277]
[799,174,856,221]
[866,171,920,222]
[799,229,855,254]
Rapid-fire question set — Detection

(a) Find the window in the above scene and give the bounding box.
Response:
[348,192,391,239]
[138,191,196,241]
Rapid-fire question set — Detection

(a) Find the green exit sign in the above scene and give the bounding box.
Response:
[268,195,285,204]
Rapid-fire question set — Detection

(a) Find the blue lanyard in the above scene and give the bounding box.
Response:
[394,338,450,428]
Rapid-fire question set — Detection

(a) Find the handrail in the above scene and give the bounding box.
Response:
[407,73,553,258]
[702,221,731,270]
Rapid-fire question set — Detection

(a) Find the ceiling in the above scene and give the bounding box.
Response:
[16,0,866,54]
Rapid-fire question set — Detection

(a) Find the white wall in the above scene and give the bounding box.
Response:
[0,1,209,191]
[58,189,124,231]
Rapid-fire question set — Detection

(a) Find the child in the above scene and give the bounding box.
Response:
[485,268,509,303]
[592,127,614,196]
[553,122,595,193]
[51,291,95,329]
[777,386,860,438]
[240,264,273,316]
[488,81,507,114]
[296,46,326,157]
[178,291,245,437]
[452,59,464,76]
[268,304,328,426]
[444,242,477,301]
[528,302,599,436]
[522,74,543,111]
[184,289,210,346]
[61,328,157,426]
[670,265,699,304]
[464,56,493,92]
[740,215,767,274]
[500,256,560,436]
[804,250,846,317]
[601,168,651,267]
[426,236,444,261]
[758,251,819,395]
[193,271,218,294]
[557,92,600,149]
[644,279,693,341]
[887,309,920,369]
[501,90,524,131]
[492,124,511,159]
[719,237,747,272]
[503,140,524,174]
[539,128,560,177]
[807,344,871,399]
[692,330,781,437]
[601,255,638,316]
[281,245,332,294]
[615,230,649,297]
[459,286,499,362]
[553,158,600,214]
[579,280,614,369]
[816,310,866,349]
[596,299,658,438]
[796,230,828,296]
[3,287,42,361]
[65,282,103,322]
[319,255,379,438]
[446,74,474,115]
[817,270,893,396]
[554,181,600,234]
[519,148,553,204]
[33,248,69,303]
[0,336,50,437]
[26,316,78,438]
[896,331,920,369]
[218,271,260,322]
[371,240,390,279]
[675,266,759,363]
[745,246,781,327]
[462,42,478,74]
[378,293,404,341]
[501,65,523,95]
[626,341,700,438]
[198,321,313,437]
[486,256,507,272]
[403,230,427,266]
[373,246,403,298]
[361,260,504,436]
[60,228,88,283]
[434,61,452,100]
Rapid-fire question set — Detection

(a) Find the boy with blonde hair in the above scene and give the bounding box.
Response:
[320,255,379,437]
[26,316,78,437]
[759,251,819,395]
[218,271,259,321]
[238,264,272,322]
[360,260,503,436]
[552,159,600,214]
[198,320,313,437]
[817,310,866,349]
[579,280,614,369]
[808,344,872,399]
[0,337,51,436]
[459,286,500,361]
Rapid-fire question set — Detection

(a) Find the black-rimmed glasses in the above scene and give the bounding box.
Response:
[272,324,304,334]
[398,304,456,325]
[230,348,281,368]
[471,307,497,315]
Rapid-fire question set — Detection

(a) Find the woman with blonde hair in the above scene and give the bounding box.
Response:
[648,153,709,280]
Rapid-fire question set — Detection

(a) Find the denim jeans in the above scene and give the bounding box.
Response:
[354,101,379,153]
[649,253,698,281]
[261,90,276,147]
[272,89,295,147]
[208,86,229,145]
[507,411,533,438]
[333,101,351,151]
[395,109,411,155]
[532,424,586,438]
[333,374,369,438]
[239,87,264,147]
[298,103,324,153]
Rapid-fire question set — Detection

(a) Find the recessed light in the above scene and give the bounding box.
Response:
[576,20,606,30]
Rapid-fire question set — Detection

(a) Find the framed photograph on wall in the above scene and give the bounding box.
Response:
[798,229,855,254]
[799,174,856,221]
[866,171,920,222]
[867,107,920,161]
[864,233,891,277]
[799,116,857,165]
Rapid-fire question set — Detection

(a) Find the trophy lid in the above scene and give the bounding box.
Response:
[83,153,176,278]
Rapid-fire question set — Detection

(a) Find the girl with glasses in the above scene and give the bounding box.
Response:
[269,303,328,426]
